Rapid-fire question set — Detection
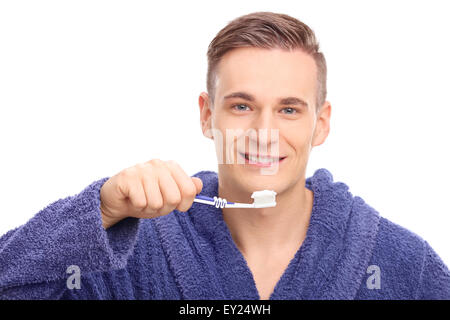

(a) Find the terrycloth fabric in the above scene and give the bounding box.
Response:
[0,168,449,299]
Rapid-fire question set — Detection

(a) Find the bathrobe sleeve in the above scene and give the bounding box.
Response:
[415,241,450,299]
[0,177,141,299]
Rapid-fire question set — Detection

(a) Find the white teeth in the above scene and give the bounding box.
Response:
[248,155,278,163]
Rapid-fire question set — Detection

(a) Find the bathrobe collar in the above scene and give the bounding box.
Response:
[153,168,381,299]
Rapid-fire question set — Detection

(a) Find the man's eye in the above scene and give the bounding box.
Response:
[232,104,250,111]
[231,104,299,114]
[281,107,298,115]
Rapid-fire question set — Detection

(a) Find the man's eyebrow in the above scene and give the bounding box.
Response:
[223,91,309,108]
[223,91,255,102]
[279,97,309,107]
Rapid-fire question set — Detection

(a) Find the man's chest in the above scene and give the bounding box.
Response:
[245,248,300,300]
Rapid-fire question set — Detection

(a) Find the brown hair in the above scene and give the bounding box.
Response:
[206,11,327,114]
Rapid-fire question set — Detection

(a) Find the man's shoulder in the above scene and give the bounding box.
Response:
[358,215,450,299]
[373,216,426,264]
[351,216,428,298]
[367,215,427,293]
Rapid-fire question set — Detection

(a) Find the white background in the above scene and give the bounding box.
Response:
[1,0,449,266]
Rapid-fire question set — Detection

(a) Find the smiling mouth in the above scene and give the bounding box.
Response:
[239,152,287,164]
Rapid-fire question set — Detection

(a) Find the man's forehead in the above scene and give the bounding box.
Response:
[214,47,317,103]
[217,47,316,74]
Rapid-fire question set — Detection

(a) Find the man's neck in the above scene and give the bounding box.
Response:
[219,179,314,256]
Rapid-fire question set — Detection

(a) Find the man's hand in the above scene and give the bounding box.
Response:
[99,159,203,229]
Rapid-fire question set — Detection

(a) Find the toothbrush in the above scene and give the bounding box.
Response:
[193,190,277,208]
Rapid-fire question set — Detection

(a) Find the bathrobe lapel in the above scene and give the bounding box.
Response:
[152,169,380,300]
[268,169,381,299]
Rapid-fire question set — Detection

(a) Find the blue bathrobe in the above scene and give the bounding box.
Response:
[0,168,449,299]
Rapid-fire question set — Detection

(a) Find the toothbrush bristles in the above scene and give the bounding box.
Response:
[251,190,277,207]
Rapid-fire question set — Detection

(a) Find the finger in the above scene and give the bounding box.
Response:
[141,168,164,218]
[124,173,147,213]
[157,166,182,215]
[191,177,203,194]
[166,161,198,212]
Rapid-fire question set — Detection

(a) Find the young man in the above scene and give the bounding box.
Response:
[1,12,449,300]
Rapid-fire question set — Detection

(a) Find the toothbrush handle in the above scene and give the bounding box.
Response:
[193,195,275,208]
[194,195,216,202]
[194,195,235,208]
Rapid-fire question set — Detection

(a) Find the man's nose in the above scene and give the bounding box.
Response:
[249,109,279,151]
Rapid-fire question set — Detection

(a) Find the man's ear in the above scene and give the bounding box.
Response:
[199,92,213,139]
[312,101,331,147]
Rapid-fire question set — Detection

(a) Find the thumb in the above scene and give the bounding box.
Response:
[191,177,203,194]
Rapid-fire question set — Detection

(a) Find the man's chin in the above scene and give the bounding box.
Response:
[219,164,284,187]
[236,175,283,192]
[236,166,282,178]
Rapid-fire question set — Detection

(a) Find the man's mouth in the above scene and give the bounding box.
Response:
[239,152,287,165]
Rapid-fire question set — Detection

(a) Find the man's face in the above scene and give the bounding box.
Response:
[200,47,330,195]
